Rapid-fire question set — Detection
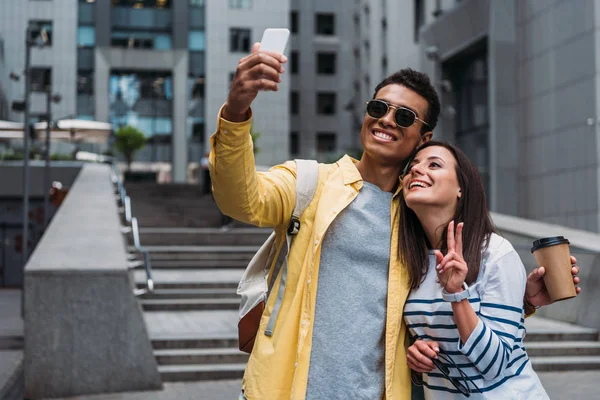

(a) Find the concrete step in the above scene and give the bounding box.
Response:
[133,268,242,289]
[526,341,600,357]
[530,356,600,372]
[525,330,598,342]
[150,253,254,261]
[0,336,23,351]
[0,351,23,400]
[151,336,239,350]
[138,228,271,246]
[141,288,238,300]
[158,363,246,381]
[150,260,249,269]
[154,348,248,365]
[139,281,239,290]
[141,298,240,311]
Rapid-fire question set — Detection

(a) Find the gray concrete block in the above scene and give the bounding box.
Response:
[24,165,162,398]
[25,272,162,398]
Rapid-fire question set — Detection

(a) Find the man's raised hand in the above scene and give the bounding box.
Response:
[223,42,287,122]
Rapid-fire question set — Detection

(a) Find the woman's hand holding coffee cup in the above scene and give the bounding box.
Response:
[434,221,468,293]
[526,256,581,308]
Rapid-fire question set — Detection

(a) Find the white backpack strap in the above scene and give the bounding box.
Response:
[265,159,319,336]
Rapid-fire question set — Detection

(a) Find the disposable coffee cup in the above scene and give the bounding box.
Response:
[531,236,576,302]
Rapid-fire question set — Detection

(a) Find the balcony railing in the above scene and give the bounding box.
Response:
[111,7,171,30]
[77,47,94,70]
[189,51,205,76]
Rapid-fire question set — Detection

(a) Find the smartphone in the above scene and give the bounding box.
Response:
[259,28,290,54]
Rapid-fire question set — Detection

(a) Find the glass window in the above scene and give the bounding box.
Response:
[317,92,336,115]
[316,52,336,75]
[290,131,299,156]
[77,72,94,95]
[290,11,298,34]
[189,7,205,29]
[109,71,173,139]
[190,0,204,6]
[77,26,96,47]
[189,31,205,51]
[30,67,52,92]
[112,0,171,8]
[291,51,298,74]
[291,91,299,115]
[317,132,336,153]
[111,30,172,50]
[414,0,425,43]
[229,0,252,9]
[189,51,205,76]
[78,2,95,25]
[29,20,52,46]
[315,13,335,35]
[78,47,94,70]
[77,73,94,116]
[230,28,251,52]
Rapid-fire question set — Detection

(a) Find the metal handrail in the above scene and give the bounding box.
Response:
[110,162,154,296]
[131,217,154,296]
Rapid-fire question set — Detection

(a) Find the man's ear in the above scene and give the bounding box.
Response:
[419,131,433,145]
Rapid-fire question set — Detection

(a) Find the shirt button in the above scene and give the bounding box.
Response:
[223,129,230,134]
[314,239,319,246]
[294,362,298,368]
[307,279,311,285]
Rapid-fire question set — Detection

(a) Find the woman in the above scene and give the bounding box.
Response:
[401,141,549,399]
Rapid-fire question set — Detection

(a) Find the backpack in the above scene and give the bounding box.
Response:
[237,159,319,353]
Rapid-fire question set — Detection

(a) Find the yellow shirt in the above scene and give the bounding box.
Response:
[209,106,412,400]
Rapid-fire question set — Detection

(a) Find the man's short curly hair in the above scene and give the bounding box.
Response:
[373,68,440,134]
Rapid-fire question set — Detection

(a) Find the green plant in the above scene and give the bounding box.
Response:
[114,125,147,170]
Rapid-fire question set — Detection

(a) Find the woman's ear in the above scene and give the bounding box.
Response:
[458,188,462,199]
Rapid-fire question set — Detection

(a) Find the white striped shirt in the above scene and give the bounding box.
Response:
[403,233,549,399]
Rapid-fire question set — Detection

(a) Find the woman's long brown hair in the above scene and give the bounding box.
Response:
[399,141,497,289]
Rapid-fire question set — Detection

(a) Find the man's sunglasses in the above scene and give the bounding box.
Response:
[365,99,430,129]
[411,348,482,397]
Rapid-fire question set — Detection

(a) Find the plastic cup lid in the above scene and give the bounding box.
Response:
[531,236,570,253]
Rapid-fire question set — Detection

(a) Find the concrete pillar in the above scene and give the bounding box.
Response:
[172,50,189,183]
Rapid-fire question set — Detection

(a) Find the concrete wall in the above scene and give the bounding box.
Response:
[205,0,291,167]
[0,0,78,122]
[517,0,599,232]
[492,212,600,331]
[24,164,161,398]
[0,162,81,197]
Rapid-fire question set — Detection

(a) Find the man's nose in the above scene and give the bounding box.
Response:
[379,107,396,127]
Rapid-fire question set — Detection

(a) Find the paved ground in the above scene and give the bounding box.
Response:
[46,371,600,399]
[0,289,23,339]
[144,310,238,339]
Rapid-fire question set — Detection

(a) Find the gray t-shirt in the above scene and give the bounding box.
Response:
[306,181,393,400]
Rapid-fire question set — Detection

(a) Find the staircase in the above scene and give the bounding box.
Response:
[127,185,600,383]
[524,317,600,371]
[133,226,269,383]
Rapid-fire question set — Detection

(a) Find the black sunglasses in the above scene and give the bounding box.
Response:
[365,99,430,129]
[411,348,482,397]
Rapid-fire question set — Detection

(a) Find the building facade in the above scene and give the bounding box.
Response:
[1,0,599,231]
[0,0,290,181]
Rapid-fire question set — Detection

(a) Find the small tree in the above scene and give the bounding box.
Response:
[114,125,147,170]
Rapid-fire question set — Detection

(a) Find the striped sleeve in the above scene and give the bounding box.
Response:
[457,249,526,380]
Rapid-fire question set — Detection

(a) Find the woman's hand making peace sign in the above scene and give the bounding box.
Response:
[434,221,468,294]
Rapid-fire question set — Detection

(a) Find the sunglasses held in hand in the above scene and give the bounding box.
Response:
[411,348,482,397]
[365,99,430,129]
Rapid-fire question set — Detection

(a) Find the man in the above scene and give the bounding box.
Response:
[209,44,581,400]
